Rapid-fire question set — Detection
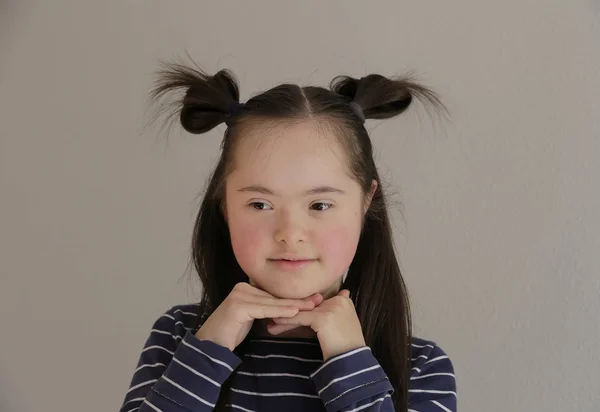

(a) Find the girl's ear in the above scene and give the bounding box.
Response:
[364,179,378,214]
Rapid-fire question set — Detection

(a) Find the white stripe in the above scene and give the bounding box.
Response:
[142,399,163,412]
[409,389,457,397]
[251,339,319,345]
[411,367,421,373]
[142,345,174,355]
[125,407,139,412]
[226,404,256,412]
[162,314,175,320]
[236,371,309,379]
[172,357,221,387]
[310,347,370,377]
[318,365,380,394]
[151,329,173,337]
[162,376,215,407]
[431,400,453,412]
[134,363,166,374]
[122,396,145,406]
[151,332,182,341]
[412,343,434,349]
[411,355,428,361]
[181,339,234,371]
[230,387,320,399]
[345,394,391,412]
[245,354,321,363]
[174,309,197,316]
[425,355,449,365]
[410,372,456,381]
[174,321,192,330]
[408,409,419,412]
[126,379,157,393]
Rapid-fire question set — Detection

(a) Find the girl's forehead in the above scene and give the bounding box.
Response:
[231,121,351,180]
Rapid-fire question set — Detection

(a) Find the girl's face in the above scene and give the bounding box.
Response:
[225,120,376,300]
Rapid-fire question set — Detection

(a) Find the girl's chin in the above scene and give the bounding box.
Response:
[273,286,340,300]
[248,277,342,300]
[260,285,322,300]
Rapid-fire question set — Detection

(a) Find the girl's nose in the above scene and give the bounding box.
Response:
[273,212,306,245]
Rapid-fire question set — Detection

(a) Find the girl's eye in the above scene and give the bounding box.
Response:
[250,202,272,211]
[311,202,333,211]
[249,202,332,211]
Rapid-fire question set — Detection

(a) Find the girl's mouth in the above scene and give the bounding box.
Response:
[268,258,317,271]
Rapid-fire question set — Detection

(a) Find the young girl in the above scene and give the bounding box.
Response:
[120,63,456,412]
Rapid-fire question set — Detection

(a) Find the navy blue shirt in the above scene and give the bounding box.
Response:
[120,304,457,411]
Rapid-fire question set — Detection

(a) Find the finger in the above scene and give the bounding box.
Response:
[309,293,324,306]
[267,323,301,336]
[240,287,320,309]
[338,289,350,298]
[244,295,316,311]
[246,305,299,320]
[248,283,321,307]
[244,283,275,297]
[271,311,314,328]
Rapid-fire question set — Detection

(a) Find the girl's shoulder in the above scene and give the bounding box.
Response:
[411,336,441,353]
[410,335,456,378]
[408,336,457,408]
[151,303,205,340]
[410,336,453,362]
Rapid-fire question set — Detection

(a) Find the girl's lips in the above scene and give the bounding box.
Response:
[268,259,317,271]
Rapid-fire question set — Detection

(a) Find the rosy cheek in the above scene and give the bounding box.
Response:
[230,221,266,269]
[315,224,361,268]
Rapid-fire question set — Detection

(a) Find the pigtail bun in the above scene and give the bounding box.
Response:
[330,74,445,120]
[150,63,240,134]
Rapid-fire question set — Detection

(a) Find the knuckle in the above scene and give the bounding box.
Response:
[228,291,240,303]
[233,282,246,292]
[230,284,247,299]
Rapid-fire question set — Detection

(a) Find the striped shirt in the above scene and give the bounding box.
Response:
[120,304,456,412]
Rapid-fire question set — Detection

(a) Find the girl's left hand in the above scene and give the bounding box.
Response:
[269,289,366,360]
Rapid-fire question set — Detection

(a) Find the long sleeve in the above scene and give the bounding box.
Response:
[310,346,395,412]
[309,341,457,412]
[119,308,241,412]
[407,342,457,412]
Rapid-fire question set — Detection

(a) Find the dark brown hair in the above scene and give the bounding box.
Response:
[150,61,445,411]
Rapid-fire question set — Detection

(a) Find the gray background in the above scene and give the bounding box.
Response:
[1,1,599,411]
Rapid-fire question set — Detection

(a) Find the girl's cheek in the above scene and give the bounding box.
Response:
[316,224,361,267]
[230,222,265,265]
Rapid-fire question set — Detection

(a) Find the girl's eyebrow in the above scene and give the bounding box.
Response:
[237,185,346,196]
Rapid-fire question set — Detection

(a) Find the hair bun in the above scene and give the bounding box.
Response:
[330,75,362,100]
[330,73,444,121]
[151,65,241,135]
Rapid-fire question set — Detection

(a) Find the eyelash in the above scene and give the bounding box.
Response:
[249,202,333,211]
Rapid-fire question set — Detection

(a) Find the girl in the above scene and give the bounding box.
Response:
[120,63,456,412]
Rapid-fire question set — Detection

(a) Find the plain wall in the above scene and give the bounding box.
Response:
[1,1,599,411]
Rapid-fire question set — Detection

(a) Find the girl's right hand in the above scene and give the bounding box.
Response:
[194,282,320,351]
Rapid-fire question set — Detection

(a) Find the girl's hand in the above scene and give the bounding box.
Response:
[268,289,366,360]
[195,282,320,351]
